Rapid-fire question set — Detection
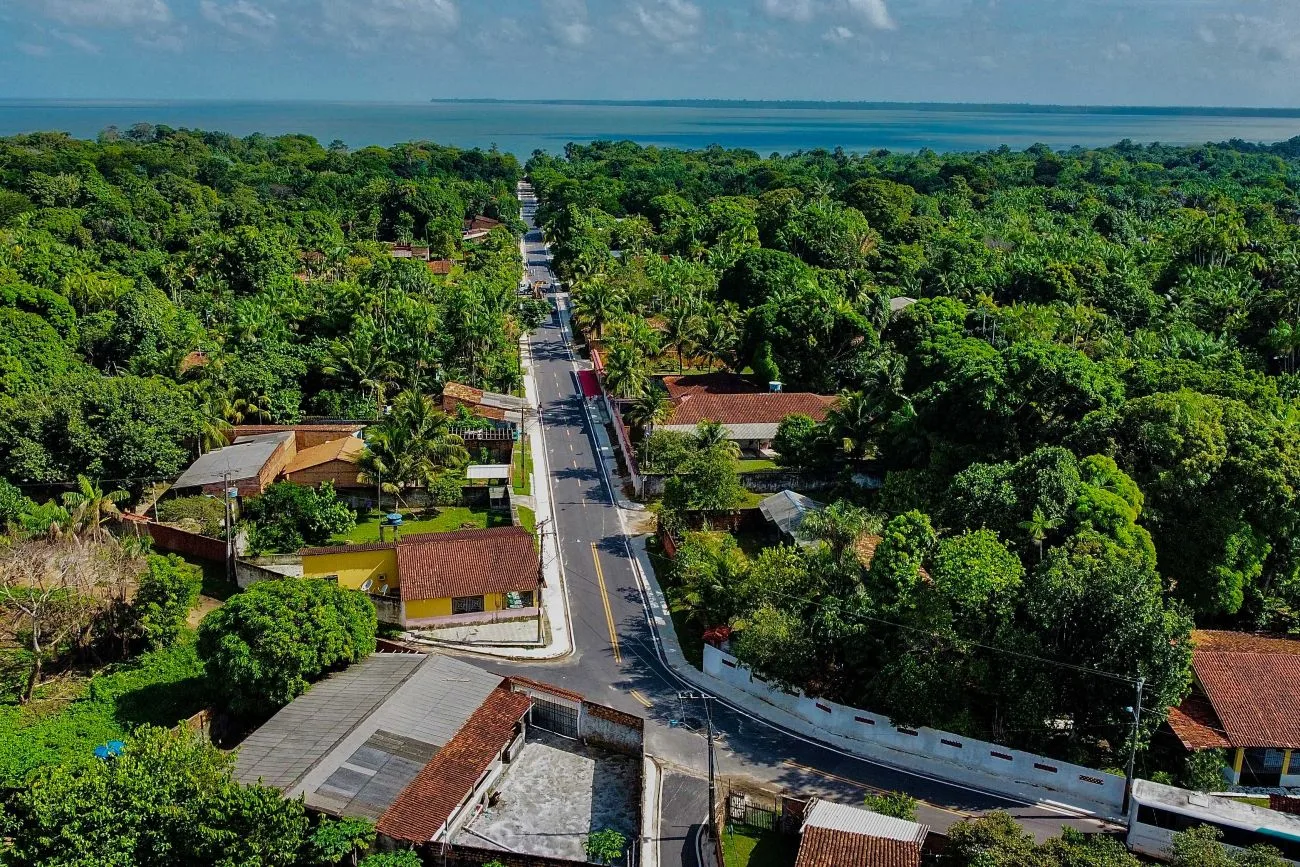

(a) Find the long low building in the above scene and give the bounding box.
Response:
[235,651,644,861]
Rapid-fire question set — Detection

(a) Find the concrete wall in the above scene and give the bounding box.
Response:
[234,557,301,589]
[580,702,645,756]
[640,469,837,498]
[704,645,1125,814]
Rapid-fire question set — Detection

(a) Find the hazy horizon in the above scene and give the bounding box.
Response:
[5,1,1300,108]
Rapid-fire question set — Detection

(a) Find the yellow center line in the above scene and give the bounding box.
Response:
[630,689,653,708]
[781,761,976,818]
[591,542,622,664]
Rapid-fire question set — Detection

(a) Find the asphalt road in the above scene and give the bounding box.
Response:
[473,189,1116,867]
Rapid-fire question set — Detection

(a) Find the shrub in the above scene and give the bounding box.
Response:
[132,553,202,650]
[863,791,918,821]
[585,829,627,864]
[197,578,376,718]
[241,482,355,553]
[156,495,227,537]
[428,472,465,507]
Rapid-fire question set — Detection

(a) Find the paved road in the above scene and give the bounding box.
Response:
[474,188,1113,867]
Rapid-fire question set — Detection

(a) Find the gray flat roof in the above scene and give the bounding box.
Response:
[173,432,292,488]
[466,464,512,480]
[759,490,821,538]
[234,652,504,821]
[660,422,780,440]
[803,799,928,845]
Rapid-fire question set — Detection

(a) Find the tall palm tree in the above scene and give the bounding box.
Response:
[826,389,905,460]
[602,343,649,400]
[700,303,739,371]
[359,391,469,508]
[323,324,403,419]
[570,274,624,339]
[662,302,705,374]
[623,386,673,434]
[194,388,233,455]
[1019,507,1062,562]
[62,476,129,541]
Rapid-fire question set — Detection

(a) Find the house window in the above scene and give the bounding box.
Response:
[518,591,534,608]
[453,595,485,615]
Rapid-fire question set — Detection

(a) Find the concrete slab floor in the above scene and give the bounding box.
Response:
[459,729,640,862]
[420,617,542,645]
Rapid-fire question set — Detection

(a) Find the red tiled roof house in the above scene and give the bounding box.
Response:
[656,374,838,451]
[300,526,540,630]
[1166,630,1300,787]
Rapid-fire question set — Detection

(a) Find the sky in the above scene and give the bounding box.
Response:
[3,0,1300,106]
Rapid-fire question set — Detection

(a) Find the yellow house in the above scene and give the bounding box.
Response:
[301,526,539,629]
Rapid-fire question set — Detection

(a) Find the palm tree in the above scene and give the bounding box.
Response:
[662,302,705,374]
[700,303,739,371]
[194,388,233,455]
[570,274,624,339]
[602,343,649,400]
[694,420,740,457]
[1019,507,1062,562]
[624,386,673,434]
[826,391,892,460]
[359,391,469,508]
[62,476,129,541]
[323,323,403,419]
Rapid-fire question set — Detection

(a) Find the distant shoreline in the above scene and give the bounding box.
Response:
[427,98,1300,117]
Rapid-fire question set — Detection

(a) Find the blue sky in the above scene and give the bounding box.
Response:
[4,0,1300,106]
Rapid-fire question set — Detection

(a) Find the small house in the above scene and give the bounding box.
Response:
[1166,630,1300,787]
[281,436,367,490]
[442,381,527,427]
[759,490,822,546]
[656,374,838,452]
[172,432,296,497]
[300,526,539,630]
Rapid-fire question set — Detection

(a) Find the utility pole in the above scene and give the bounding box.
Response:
[679,691,719,839]
[222,472,235,585]
[1123,676,1145,813]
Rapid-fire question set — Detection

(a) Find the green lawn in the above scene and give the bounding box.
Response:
[736,459,778,473]
[513,437,532,496]
[517,505,537,541]
[722,824,799,867]
[338,507,510,544]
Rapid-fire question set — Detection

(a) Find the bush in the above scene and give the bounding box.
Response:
[585,829,627,864]
[197,578,376,718]
[156,495,227,537]
[359,852,422,867]
[1181,748,1227,791]
[2,726,311,867]
[428,472,465,507]
[241,481,355,553]
[132,553,202,650]
[863,791,918,821]
[0,479,34,526]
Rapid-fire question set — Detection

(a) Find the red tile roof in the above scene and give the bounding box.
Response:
[665,392,838,426]
[443,381,485,403]
[428,259,453,275]
[1170,630,1300,750]
[377,686,531,842]
[795,827,922,867]
[396,526,538,602]
[663,373,764,400]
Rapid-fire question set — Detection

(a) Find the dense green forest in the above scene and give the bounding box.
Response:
[0,126,526,490]
[531,135,1300,767]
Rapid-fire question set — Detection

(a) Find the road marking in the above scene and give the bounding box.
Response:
[630,689,653,708]
[591,542,622,664]
[781,761,975,817]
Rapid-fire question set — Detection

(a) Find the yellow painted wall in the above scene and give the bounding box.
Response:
[302,549,398,593]
[404,592,509,620]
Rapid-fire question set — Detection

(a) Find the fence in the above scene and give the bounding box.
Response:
[123,515,227,563]
[639,470,837,498]
[703,645,1126,815]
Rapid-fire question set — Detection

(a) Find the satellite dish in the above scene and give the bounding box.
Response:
[360,578,374,592]
[377,583,389,596]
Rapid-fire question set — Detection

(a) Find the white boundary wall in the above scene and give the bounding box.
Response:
[704,644,1125,815]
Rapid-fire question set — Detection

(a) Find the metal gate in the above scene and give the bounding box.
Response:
[529,696,580,737]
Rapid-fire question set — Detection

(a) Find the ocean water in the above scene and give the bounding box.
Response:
[2,100,1299,156]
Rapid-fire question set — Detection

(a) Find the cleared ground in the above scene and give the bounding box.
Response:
[459,729,640,862]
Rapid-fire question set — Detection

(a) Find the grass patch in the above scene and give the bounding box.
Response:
[0,633,208,785]
[722,824,799,867]
[646,536,705,669]
[339,507,510,544]
[517,505,537,542]
[736,459,778,473]
[513,437,532,496]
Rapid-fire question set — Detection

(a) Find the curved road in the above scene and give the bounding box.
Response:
[474,188,1113,867]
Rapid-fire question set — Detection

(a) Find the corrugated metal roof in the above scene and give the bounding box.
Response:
[173,431,293,488]
[234,653,426,791]
[465,464,512,480]
[660,423,782,440]
[759,490,822,537]
[234,651,505,827]
[802,800,928,845]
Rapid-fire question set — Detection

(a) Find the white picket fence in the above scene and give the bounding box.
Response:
[704,644,1125,814]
